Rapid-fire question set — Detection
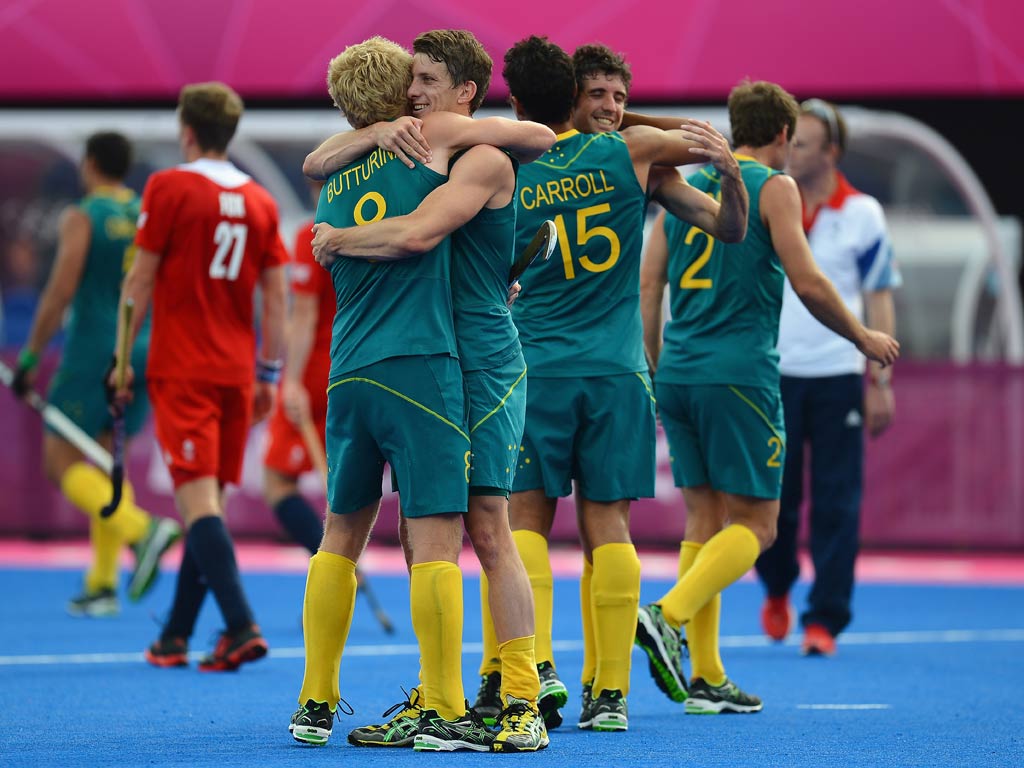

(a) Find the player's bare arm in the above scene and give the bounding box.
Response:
[111,246,160,401]
[621,111,694,131]
[16,206,91,395]
[864,287,897,436]
[419,112,555,165]
[639,210,670,373]
[763,175,900,367]
[649,163,748,244]
[281,291,318,427]
[303,116,431,178]
[312,145,512,265]
[254,264,288,423]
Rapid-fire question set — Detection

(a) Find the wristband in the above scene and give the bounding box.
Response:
[17,348,39,372]
[256,358,284,384]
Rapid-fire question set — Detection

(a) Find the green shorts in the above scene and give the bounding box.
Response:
[512,372,656,501]
[325,355,469,517]
[465,354,527,496]
[655,381,785,499]
[47,348,150,439]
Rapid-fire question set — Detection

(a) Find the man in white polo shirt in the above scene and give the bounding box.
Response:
[755,99,900,656]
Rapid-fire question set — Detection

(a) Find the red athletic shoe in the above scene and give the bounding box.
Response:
[145,636,189,668]
[801,623,836,657]
[760,596,793,642]
[198,624,268,672]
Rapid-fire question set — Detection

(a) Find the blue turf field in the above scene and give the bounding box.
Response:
[1,562,1022,767]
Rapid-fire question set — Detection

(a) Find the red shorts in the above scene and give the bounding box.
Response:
[263,383,328,476]
[148,376,253,488]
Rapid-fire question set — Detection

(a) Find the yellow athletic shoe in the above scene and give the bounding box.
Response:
[492,695,549,753]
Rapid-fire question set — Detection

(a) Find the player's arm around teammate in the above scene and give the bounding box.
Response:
[310,144,512,263]
[305,110,554,184]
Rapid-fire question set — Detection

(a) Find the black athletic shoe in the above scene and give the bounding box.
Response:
[66,587,119,617]
[198,624,268,672]
[291,700,338,745]
[537,661,568,730]
[144,635,189,668]
[577,682,595,730]
[348,687,423,747]
[685,677,763,714]
[471,671,502,725]
[590,689,628,732]
[413,708,494,752]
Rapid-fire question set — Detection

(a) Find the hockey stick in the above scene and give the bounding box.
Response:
[0,359,113,474]
[297,413,396,634]
[508,219,557,286]
[100,299,134,518]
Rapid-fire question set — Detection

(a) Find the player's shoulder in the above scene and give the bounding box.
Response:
[837,189,886,224]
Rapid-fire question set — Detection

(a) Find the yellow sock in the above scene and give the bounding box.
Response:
[60,463,150,543]
[592,542,641,696]
[659,524,760,629]
[298,551,357,707]
[411,561,465,720]
[580,556,596,685]
[478,571,500,676]
[84,517,121,592]
[512,530,553,666]
[678,541,725,686]
[497,635,539,704]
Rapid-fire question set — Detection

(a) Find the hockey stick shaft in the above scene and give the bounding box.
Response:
[100,299,134,518]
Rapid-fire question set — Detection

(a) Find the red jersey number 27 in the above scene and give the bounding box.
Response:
[209,221,248,280]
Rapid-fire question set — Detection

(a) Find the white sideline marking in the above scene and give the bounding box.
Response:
[797,704,891,710]
[1,629,1022,667]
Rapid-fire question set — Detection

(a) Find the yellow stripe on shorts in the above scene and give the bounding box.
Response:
[471,366,527,433]
[327,377,469,441]
[727,385,784,444]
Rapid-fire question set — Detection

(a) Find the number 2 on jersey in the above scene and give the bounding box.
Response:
[680,226,714,289]
[210,222,248,280]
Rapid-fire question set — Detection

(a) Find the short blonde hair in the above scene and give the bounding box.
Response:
[178,82,244,153]
[327,37,412,128]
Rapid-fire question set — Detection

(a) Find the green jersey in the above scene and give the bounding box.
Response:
[451,151,520,372]
[512,130,647,377]
[656,156,785,389]
[317,149,455,379]
[62,187,149,371]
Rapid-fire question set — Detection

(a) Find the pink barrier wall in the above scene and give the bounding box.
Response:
[2,357,1022,550]
[2,1,1022,100]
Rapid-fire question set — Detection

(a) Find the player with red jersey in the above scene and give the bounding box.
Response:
[263,211,335,553]
[113,81,288,671]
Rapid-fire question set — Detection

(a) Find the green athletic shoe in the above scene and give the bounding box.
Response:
[635,603,688,702]
[128,517,182,601]
[348,687,423,747]
[471,671,502,725]
[577,682,595,730]
[413,708,494,752]
[66,587,119,617]
[290,700,338,745]
[590,689,628,732]
[685,677,763,714]
[537,661,568,729]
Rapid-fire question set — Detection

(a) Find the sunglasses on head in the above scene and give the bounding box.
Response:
[801,98,840,146]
